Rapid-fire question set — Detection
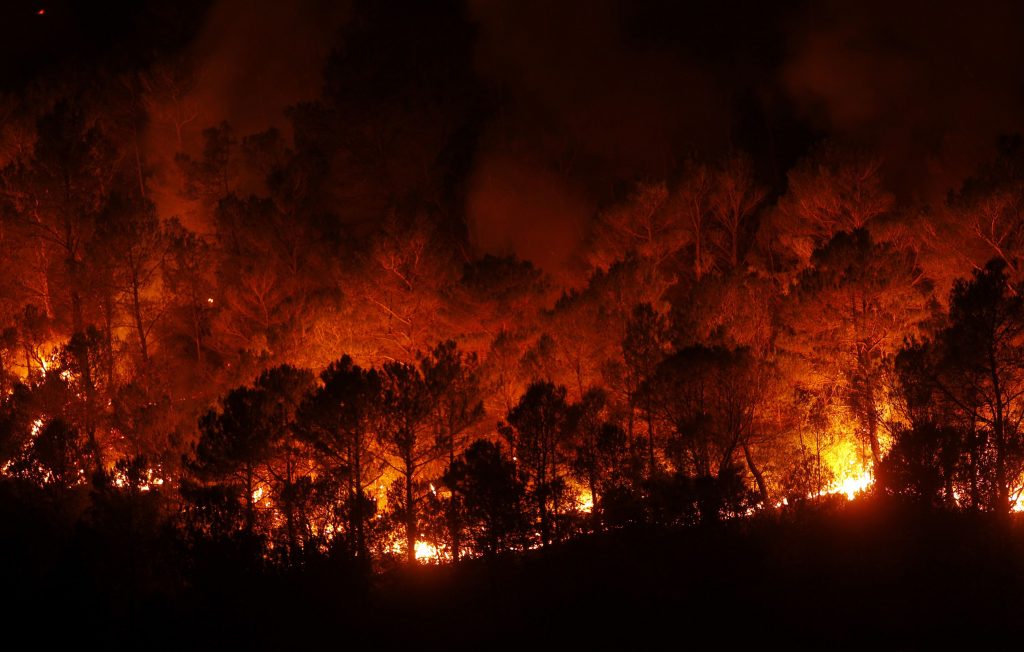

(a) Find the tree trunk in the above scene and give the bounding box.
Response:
[102,294,115,388]
[284,452,297,563]
[449,495,462,563]
[742,442,770,505]
[990,349,1010,513]
[245,462,255,535]
[447,420,462,562]
[968,421,981,510]
[131,268,150,367]
[405,463,416,564]
[352,438,366,559]
[646,403,657,476]
[588,461,600,531]
[730,225,739,270]
[538,443,550,546]
[866,396,880,468]
[192,294,204,363]
[70,287,103,478]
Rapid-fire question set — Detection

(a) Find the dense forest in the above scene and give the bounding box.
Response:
[4,2,1024,637]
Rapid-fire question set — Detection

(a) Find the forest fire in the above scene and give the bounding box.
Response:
[3,0,1024,642]
[111,465,165,492]
[826,469,874,501]
[576,489,595,514]
[414,540,441,563]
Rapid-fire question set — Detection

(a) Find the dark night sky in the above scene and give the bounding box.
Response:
[0,1,207,87]
[4,0,1024,270]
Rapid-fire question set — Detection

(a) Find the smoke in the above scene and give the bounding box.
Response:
[184,0,349,138]
[144,0,350,227]
[466,152,594,279]
[138,0,1024,265]
[466,0,729,176]
[781,0,1024,200]
[463,0,733,276]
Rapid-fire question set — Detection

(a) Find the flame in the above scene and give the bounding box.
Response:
[576,490,594,514]
[769,463,875,510]
[414,540,439,562]
[33,345,60,378]
[1011,474,1024,512]
[111,466,166,492]
[385,535,442,562]
[806,411,880,502]
[823,469,874,500]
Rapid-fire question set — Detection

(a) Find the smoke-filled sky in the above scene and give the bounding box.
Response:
[5,0,1024,273]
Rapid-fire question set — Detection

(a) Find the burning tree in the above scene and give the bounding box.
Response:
[786,228,931,467]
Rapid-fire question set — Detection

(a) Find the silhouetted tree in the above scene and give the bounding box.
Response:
[443,439,525,557]
[642,345,764,518]
[190,385,277,535]
[420,339,484,560]
[14,417,87,491]
[253,364,315,560]
[2,100,119,476]
[95,191,165,374]
[295,355,383,560]
[377,360,438,563]
[176,121,235,210]
[622,303,670,475]
[877,423,962,507]
[568,387,631,528]
[161,218,215,366]
[892,260,1024,513]
[499,381,572,546]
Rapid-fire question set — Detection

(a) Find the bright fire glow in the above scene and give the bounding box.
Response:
[386,536,442,562]
[576,490,593,514]
[414,540,439,562]
[1011,476,1024,512]
[807,414,881,502]
[823,469,874,500]
[111,466,166,492]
